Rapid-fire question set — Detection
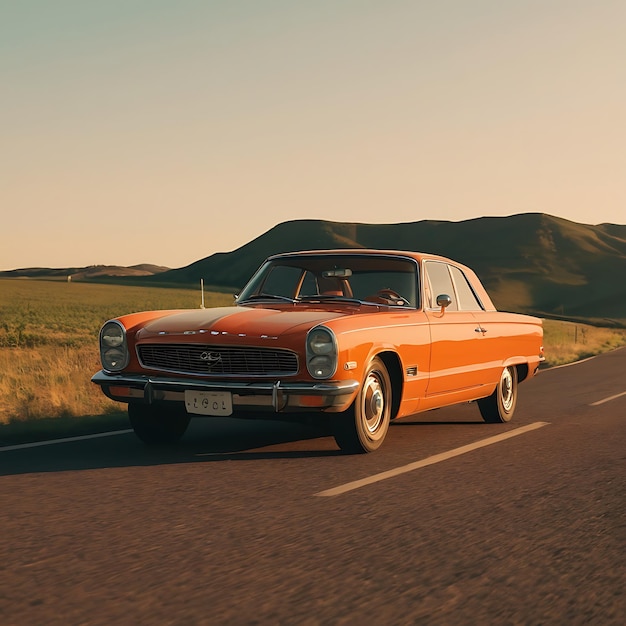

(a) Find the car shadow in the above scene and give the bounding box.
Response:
[392,420,484,426]
[0,417,343,477]
[1,404,491,477]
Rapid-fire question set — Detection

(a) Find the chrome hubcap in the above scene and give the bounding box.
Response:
[501,368,514,411]
[363,372,385,434]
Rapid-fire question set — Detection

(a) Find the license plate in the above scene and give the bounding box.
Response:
[185,390,233,416]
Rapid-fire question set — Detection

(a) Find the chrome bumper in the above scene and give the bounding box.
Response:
[91,370,360,413]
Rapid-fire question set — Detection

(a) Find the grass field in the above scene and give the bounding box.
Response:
[0,279,232,424]
[541,318,626,367]
[1,278,625,428]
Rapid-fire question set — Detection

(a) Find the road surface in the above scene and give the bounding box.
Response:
[1,349,625,624]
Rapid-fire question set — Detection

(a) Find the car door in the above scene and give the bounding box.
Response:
[423,261,487,397]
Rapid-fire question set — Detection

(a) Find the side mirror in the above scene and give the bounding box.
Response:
[436,294,452,313]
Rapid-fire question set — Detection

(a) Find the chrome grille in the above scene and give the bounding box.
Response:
[137,344,298,376]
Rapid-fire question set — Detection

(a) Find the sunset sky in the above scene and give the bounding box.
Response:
[2,0,624,271]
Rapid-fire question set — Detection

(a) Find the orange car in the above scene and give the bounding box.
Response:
[92,250,543,453]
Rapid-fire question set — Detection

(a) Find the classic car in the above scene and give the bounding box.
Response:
[92,250,544,453]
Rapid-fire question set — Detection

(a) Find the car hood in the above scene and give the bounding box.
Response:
[135,306,346,340]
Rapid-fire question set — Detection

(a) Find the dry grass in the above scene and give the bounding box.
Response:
[542,318,626,367]
[0,279,232,424]
[0,345,118,423]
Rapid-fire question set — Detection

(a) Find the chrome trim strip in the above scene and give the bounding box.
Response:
[91,370,359,397]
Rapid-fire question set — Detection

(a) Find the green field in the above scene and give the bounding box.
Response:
[0,278,233,349]
[1,278,625,431]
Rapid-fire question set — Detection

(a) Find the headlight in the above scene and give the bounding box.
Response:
[100,321,129,372]
[306,326,337,379]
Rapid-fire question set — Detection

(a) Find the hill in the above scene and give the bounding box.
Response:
[3,214,625,324]
[156,213,626,324]
[0,264,170,281]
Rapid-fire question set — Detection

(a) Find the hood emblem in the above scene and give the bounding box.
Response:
[200,351,222,366]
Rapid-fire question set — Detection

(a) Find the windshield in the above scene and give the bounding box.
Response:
[238,254,419,308]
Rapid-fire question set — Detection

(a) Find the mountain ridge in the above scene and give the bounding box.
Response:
[0,264,170,280]
[3,214,625,324]
[155,213,626,323]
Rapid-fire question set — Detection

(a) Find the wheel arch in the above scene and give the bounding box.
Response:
[375,350,403,419]
[502,356,531,384]
[515,362,530,383]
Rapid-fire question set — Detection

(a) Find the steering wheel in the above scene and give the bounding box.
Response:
[374,289,410,306]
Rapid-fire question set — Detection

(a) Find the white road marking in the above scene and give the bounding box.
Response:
[0,429,133,452]
[589,390,626,406]
[315,422,550,497]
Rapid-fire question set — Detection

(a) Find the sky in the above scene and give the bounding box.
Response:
[2,0,624,271]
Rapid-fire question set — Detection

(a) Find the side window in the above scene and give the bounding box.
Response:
[425,262,458,311]
[450,266,483,311]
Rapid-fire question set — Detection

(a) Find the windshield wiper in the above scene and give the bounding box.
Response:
[297,295,363,305]
[239,294,296,303]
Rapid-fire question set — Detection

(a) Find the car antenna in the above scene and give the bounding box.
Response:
[200,279,205,309]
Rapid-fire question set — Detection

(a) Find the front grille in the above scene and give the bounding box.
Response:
[137,344,298,376]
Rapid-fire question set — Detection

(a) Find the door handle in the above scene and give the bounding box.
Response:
[475,327,487,334]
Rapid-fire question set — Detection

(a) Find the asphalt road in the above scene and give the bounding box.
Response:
[1,349,625,625]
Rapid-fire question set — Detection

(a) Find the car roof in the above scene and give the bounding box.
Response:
[268,249,455,265]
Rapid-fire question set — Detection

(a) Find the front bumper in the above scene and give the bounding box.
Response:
[92,370,360,414]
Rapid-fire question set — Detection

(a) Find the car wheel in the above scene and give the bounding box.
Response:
[478,366,518,423]
[332,357,392,453]
[128,403,191,444]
